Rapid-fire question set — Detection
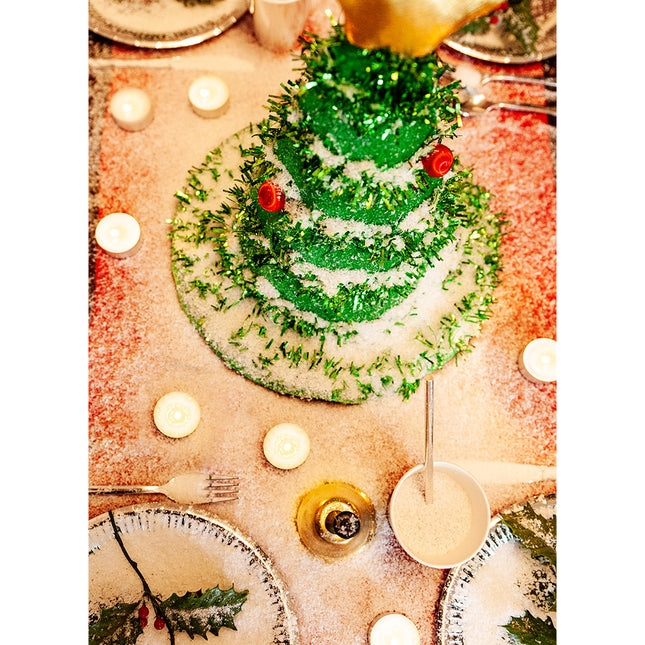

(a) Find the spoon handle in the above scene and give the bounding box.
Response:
[497,101,557,116]
[89,485,160,495]
[424,377,434,503]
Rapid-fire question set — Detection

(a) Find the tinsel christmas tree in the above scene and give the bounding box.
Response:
[171,25,505,403]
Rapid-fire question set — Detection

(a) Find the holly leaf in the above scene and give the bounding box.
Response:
[89,601,143,645]
[160,585,249,638]
[503,611,556,645]
[501,502,556,567]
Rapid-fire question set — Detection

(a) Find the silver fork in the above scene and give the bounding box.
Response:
[89,472,239,505]
[442,70,556,117]
[457,83,556,117]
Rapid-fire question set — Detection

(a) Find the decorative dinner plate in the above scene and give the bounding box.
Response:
[436,494,556,645]
[444,0,556,64]
[89,504,299,643]
[89,0,249,49]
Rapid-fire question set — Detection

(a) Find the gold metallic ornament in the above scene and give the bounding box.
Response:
[337,0,502,57]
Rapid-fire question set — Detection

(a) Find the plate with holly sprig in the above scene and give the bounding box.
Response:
[89,504,299,644]
[89,0,249,48]
[436,494,556,645]
[444,0,556,63]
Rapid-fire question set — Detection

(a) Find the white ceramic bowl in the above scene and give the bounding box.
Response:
[389,462,490,569]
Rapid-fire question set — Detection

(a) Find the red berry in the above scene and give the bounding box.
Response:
[154,616,165,630]
[489,15,499,24]
[138,606,149,619]
[257,181,286,212]
[421,144,454,178]
[139,617,148,628]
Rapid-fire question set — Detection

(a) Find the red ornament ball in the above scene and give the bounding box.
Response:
[258,181,286,212]
[421,144,454,178]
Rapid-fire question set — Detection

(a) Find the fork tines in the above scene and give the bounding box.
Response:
[206,473,240,501]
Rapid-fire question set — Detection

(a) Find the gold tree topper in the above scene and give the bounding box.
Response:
[337,0,502,57]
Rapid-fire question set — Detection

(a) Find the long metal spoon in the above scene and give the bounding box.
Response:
[424,376,434,503]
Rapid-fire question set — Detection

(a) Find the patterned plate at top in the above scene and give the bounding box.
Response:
[437,494,556,645]
[89,0,249,48]
[89,504,299,644]
[444,0,556,63]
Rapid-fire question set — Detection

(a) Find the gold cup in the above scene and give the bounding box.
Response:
[337,0,502,56]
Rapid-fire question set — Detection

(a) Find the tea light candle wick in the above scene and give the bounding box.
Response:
[95,212,142,258]
[263,423,310,469]
[153,392,201,438]
[369,613,420,645]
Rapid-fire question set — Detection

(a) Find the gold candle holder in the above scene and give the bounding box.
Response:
[296,482,376,561]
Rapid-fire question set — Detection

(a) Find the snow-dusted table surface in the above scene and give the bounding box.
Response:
[89,6,556,643]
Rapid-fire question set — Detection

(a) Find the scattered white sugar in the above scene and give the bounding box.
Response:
[390,236,405,252]
[409,139,441,165]
[255,276,281,299]
[318,216,392,239]
[311,137,345,167]
[343,158,417,188]
[396,203,435,233]
[262,144,281,168]
[263,147,302,201]
[247,234,270,249]
[285,107,302,124]
[289,260,420,296]
[284,200,316,229]
[310,135,418,188]
[282,176,301,201]
[460,539,556,645]
[225,232,241,255]
[287,306,321,327]
[328,176,346,194]
[390,470,473,561]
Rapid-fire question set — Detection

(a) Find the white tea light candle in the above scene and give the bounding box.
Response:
[95,212,142,258]
[518,338,557,383]
[369,613,420,645]
[188,76,229,118]
[263,423,310,469]
[153,392,201,438]
[109,88,153,131]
